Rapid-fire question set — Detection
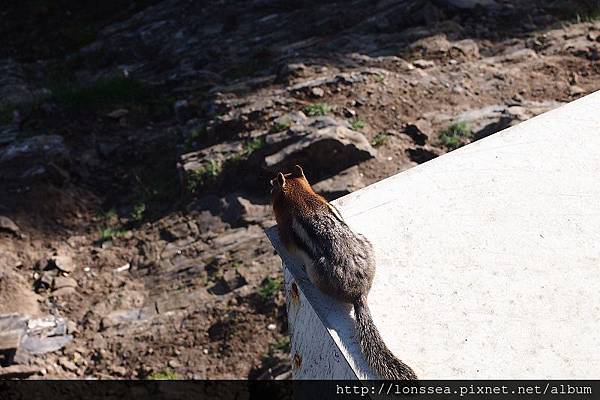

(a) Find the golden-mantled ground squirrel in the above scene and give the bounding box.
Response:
[271,165,417,380]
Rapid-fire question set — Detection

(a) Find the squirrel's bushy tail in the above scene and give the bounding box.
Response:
[353,297,417,380]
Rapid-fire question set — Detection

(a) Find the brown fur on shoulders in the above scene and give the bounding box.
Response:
[270,165,327,250]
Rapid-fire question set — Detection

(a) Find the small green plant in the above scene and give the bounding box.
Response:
[571,2,600,23]
[259,277,282,299]
[273,336,290,352]
[303,103,331,117]
[375,73,385,84]
[371,132,390,147]
[146,369,179,380]
[439,121,472,150]
[99,227,125,242]
[130,202,146,222]
[350,118,364,130]
[270,120,290,133]
[187,159,223,193]
[242,137,265,156]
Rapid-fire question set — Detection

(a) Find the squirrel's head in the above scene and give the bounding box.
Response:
[270,165,310,199]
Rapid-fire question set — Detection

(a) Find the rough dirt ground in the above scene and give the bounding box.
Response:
[1,0,599,379]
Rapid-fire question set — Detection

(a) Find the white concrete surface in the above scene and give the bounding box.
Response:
[266,90,600,379]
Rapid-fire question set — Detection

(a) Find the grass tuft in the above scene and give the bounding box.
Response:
[99,227,125,243]
[242,137,265,156]
[303,103,331,117]
[439,121,472,150]
[258,277,282,300]
[187,159,223,193]
[371,131,390,147]
[130,202,146,222]
[146,369,179,380]
[350,118,364,131]
[270,120,290,133]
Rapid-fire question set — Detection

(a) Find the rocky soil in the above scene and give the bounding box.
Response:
[1,0,599,379]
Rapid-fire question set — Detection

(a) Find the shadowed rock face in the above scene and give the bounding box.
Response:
[178,114,376,191]
[0,135,70,185]
[261,116,377,177]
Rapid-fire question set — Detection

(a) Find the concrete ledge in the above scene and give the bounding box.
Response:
[266,90,600,379]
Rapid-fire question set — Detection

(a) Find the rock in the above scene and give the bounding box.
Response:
[51,255,76,273]
[223,193,270,226]
[178,140,245,189]
[168,359,181,368]
[563,38,600,61]
[193,210,227,234]
[287,71,368,92]
[105,109,129,119]
[58,356,78,372]
[412,59,435,69]
[210,225,264,251]
[310,87,324,98]
[111,365,128,376]
[0,364,42,379]
[495,48,538,63]
[503,101,563,122]
[569,85,585,97]
[37,270,56,290]
[342,108,356,118]
[273,112,306,129]
[0,125,18,146]
[449,39,480,60]
[113,263,131,273]
[0,216,20,236]
[428,101,563,143]
[0,314,27,361]
[50,287,77,297]
[180,114,376,190]
[262,116,376,179]
[52,276,77,290]
[275,63,310,84]
[410,35,451,58]
[27,315,68,336]
[160,220,199,242]
[312,166,366,200]
[66,320,78,334]
[100,307,156,330]
[0,59,46,107]
[0,135,70,185]
[66,235,87,249]
[20,333,73,355]
[208,269,247,295]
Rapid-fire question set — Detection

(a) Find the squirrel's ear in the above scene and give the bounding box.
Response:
[293,165,305,177]
[277,172,286,188]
